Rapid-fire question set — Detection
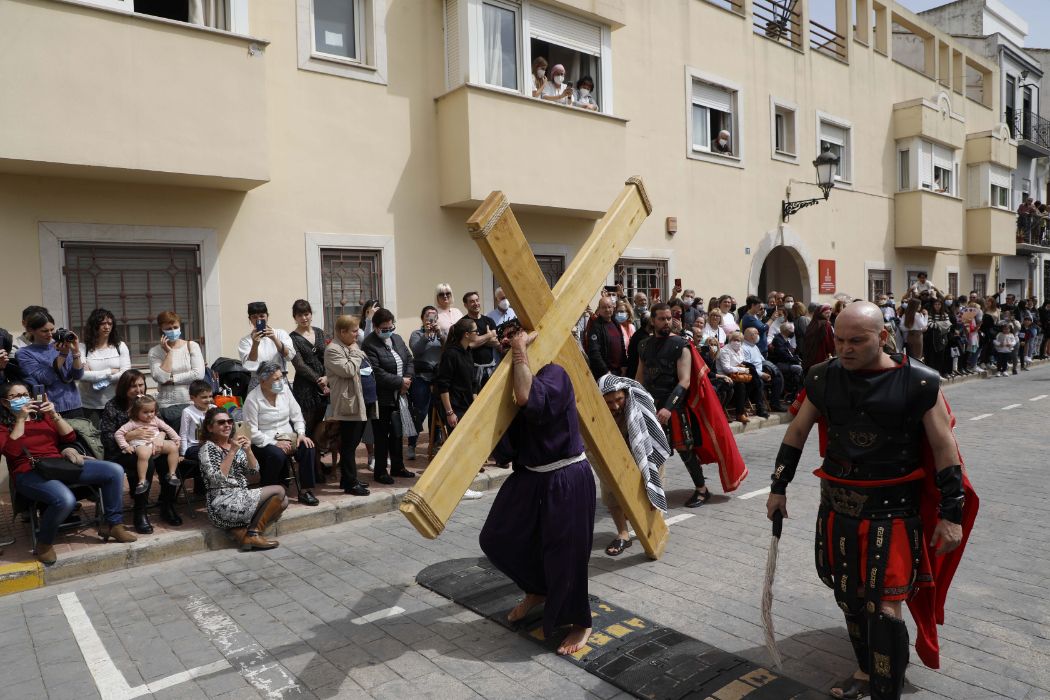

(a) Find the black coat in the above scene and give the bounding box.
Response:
[585,316,625,379]
[362,332,414,407]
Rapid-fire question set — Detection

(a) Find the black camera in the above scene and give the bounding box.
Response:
[53,328,76,344]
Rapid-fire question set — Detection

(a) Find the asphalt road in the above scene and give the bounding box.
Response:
[1,365,1048,699]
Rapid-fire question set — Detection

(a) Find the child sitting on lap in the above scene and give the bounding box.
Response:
[116,395,181,494]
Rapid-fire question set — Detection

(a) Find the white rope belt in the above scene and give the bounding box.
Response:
[526,452,587,473]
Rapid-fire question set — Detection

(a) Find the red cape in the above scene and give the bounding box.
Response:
[685,345,749,492]
[790,389,979,669]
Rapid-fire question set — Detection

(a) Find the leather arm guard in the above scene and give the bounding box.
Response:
[935,465,965,524]
[664,384,687,412]
[770,443,803,495]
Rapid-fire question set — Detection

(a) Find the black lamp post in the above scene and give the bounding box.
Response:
[781,145,840,222]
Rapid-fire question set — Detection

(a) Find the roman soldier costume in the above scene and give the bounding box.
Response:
[772,355,977,700]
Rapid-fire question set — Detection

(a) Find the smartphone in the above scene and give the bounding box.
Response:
[255,318,266,333]
[603,285,618,294]
[650,287,660,299]
[234,421,253,441]
[674,278,682,288]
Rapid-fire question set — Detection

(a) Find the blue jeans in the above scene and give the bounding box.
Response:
[15,460,126,545]
[407,376,434,448]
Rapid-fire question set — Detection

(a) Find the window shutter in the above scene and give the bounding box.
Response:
[691,80,733,113]
[989,165,1011,189]
[919,142,933,184]
[819,120,846,145]
[445,0,462,89]
[933,144,954,170]
[528,2,602,56]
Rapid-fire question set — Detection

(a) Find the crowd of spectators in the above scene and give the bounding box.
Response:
[2,272,1049,564]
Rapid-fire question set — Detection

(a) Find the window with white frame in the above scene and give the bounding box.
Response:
[80,0,235,30]
[818,117,852,182]
[898,149,910,190]
[990,165,1011,209]
[528,3,603,108]
[931,143,955,195]
[772,101,797,158]
[312,0,363,62]
[614,258,668,303]
[319,248,383,334]
[297,0,386,83]
[691,79,737,156]
[481,0,519,90]
[899,138,958,196]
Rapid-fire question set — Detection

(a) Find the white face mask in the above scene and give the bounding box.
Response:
[682,296,694,305]
[497,299,510,312]
[271,380,284,394]
[718,139,728,147]
[729,340,742,351]
[578,88,591,98]
[553,75,564,86]
[536,68,545,80]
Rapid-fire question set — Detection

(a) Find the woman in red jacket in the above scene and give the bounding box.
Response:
[0,381,134,565]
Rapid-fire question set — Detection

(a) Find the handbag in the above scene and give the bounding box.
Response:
[23,446,83,484]
[730,372,752,384]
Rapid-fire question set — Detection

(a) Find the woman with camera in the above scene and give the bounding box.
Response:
[1,380,135,565]
[149,310,206,411]
[15,311,85,418]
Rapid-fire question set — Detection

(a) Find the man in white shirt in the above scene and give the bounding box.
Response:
[238,301,295,392]
[486,287,517,327]
[742,327,785,413]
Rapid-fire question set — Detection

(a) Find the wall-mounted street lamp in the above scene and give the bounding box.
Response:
[781,145,840,222]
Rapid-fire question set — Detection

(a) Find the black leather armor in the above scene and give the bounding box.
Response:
[805,356,940,482]
[640,335,689,406]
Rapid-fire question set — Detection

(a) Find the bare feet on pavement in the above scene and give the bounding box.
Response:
[557,625,592,655]
[507,593,545,623]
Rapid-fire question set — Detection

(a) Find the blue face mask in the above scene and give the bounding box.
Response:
[163,328,182,341]
[8,397,31,413]
[377,329,394,339]
[271,380,285,394]
[614,312,628,324]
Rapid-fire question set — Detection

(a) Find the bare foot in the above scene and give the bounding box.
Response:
[556,625,592,655]
[507,593,545,623]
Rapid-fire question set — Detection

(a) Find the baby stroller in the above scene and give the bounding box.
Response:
[211,357,252,402]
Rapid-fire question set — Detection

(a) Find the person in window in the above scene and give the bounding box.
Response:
[1,380,135,565]
[16,311,85,419]
[149,310,206,411]
[289,300,330,483]
[77,308,131,426]
[713,129,733,155]
[239,302,295,394]
[540,63,572,105]
[243,362,319,506]
[531,56,550,99]
[362,308,416,485]
[573,75,598,111]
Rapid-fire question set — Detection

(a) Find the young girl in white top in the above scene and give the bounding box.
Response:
[115,395,181,494]
[993,323,1018,377]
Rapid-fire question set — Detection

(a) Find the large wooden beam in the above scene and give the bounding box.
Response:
[400,178,667,559]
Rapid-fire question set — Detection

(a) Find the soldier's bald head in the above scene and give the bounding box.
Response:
[834,301,884,335]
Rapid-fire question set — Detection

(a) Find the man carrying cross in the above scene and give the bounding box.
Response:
[478,325,595,656]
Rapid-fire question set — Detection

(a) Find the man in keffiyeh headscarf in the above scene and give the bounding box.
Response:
[596,374,671,556]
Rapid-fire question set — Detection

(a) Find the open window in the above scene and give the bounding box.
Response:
[691,79,738,157]
[818,115,852,182]
[85,0,232,30]
[527,3,604,110]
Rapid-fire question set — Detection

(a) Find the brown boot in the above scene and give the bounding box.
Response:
[253,495,285,535]
[36,544,57,566]
[229,527,248,546]
[240,531,279,551]
[736,413,750,424]
[99,522,138,543]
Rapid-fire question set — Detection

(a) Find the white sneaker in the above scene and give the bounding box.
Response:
[999,371,1007,377]
[462,489,484,500]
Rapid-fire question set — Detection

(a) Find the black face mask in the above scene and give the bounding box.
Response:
[657,326,672,337]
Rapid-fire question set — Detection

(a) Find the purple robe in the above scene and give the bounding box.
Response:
[480,364,596,638]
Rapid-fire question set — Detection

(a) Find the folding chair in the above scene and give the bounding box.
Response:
[174,457,202,519]
[9,480,105,550]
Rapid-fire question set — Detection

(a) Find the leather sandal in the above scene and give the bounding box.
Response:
[829,675,870,699]
[605,538,632,556]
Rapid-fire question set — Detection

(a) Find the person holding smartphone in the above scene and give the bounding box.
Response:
[238,301,296,394]
[408,306,443,460]
[14,311,85,418]
[149,310,206,411]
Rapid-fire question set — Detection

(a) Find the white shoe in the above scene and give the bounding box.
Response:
[462,489,484,500]
[999,371,1007,377]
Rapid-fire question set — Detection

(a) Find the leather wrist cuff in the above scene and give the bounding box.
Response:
[665,385,687,411]
[935,464,965,524]
[770,443,803,494]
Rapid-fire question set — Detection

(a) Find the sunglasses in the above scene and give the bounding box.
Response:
[437,292,452,298]
[213,419,234,426]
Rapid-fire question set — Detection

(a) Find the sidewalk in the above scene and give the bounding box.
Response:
[0,360,1034,596]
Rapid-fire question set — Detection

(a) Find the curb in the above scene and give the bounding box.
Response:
[1,359,1043,595]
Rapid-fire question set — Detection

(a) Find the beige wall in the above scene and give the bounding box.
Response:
[0,0,1012,362]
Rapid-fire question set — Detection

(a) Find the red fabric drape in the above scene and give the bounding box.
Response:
[683,345,748,492]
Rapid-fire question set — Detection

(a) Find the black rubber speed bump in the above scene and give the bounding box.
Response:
[417,557,824,699]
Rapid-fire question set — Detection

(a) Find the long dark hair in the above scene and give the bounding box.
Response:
[83,308,122,352]
[201,406,231,444]
[0,381,28,428]
[114,369,147,412]
[444,317,476,351]
[904,299,921,326]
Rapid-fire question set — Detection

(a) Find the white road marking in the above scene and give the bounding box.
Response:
[1002,404,1022,411]
[664,513,696,526]
[59,592,231,700]
[1031,394,1048,402]
[186,595,301,699]
[970,414,993,421]
[351,606,406,625]
[738,486,771,500]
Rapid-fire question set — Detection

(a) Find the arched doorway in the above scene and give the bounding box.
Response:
[757,245,806,300]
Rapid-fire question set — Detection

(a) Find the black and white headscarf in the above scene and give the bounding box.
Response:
[598,374,670,513]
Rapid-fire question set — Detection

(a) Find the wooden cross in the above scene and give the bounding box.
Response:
[400,178,670,560]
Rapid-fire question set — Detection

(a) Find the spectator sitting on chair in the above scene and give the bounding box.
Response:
[242,362,319,506]
[100,369,181,531]
[701,337,748,424]
[362,308,416,485]
[769,322,803,401]
[198,407,287,551]
[716,331,766,419]
[2,380,135,565]
[149,310,206,412]
[324,315,373,496]
[238,302,295,394]
[77,308,130,426]
[179,380,215,461]
[16,311,84,418]
[742,327,785,413]
[740,295,770,356]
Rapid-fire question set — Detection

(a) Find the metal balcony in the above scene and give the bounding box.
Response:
[1005,108,1050,157]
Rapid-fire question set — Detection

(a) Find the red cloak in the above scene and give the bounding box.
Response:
[682,344,749,492]
[790,389,979,669]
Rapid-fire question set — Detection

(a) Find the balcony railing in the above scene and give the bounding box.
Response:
[1017,214,1050,248]
[1006,108,1050,152]
[753,0,802,51]
[810,19,847,61]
